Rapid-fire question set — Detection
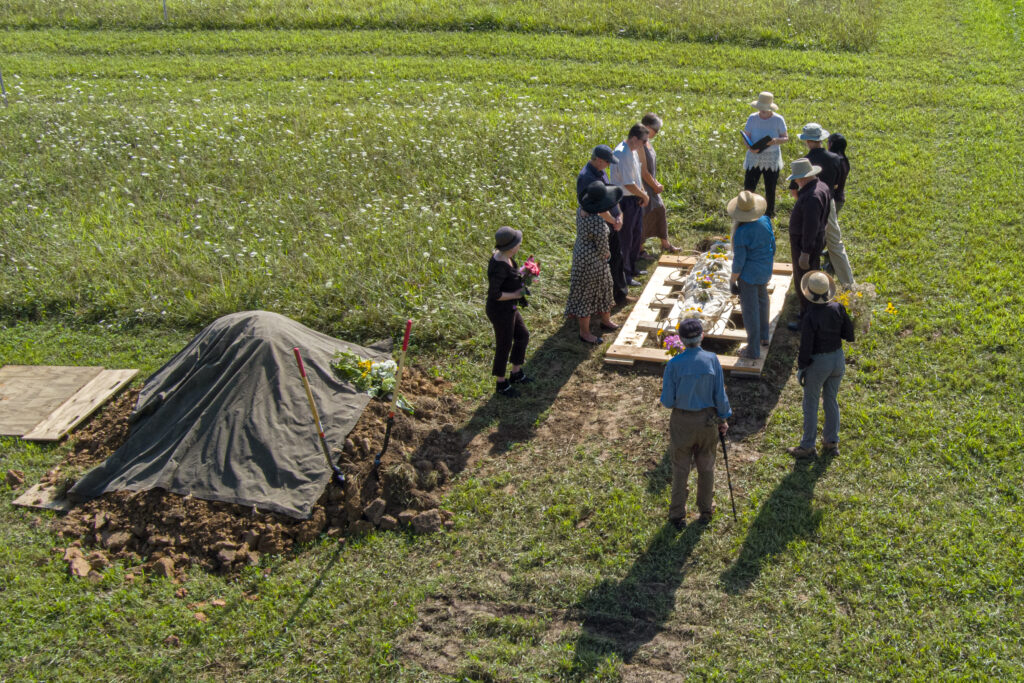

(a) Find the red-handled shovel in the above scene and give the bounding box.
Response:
[374,319,412,471]
[293,347,346,486]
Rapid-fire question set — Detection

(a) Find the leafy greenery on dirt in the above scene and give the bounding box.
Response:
[2,0,1024,679]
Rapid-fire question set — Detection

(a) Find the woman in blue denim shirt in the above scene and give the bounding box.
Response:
[727,190,776,359]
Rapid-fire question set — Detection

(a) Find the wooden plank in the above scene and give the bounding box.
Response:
[637,320,748,341]
[0,365,103,436]
[605,262,684,349]
[22,369,138,441]
[12,482,75,512]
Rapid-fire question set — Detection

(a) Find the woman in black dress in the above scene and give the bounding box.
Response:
[486,226,532,397]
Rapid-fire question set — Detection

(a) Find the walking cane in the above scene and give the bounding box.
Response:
[293,347,346,486]
[719,432,738,521]
[373,319,412,471]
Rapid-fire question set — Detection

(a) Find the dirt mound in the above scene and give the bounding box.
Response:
[53,367,469,580]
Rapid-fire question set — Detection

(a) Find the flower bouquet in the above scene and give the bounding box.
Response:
[662,334,685,357]
[517,256,540,308]
[833,282,876,336]
[331,351,414,414]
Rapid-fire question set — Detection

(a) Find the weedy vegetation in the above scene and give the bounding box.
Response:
[2,0,1024,679]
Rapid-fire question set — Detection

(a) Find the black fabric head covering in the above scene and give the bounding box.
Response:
[579,180,624,214]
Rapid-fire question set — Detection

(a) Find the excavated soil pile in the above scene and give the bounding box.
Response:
[54,367,469,580]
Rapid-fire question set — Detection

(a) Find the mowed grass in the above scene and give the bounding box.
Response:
[2,0,1024,679]
[0,0,883,49]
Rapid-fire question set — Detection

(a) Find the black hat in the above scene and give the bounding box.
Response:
[592,145,617,164]
[494,226,523,251]
[579,181,624,214]
[678,318,703,339]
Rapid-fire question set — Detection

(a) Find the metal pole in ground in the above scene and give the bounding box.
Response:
[0,69,8,107]
[162,0,168,22]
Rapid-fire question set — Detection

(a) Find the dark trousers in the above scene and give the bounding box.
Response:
[618,196,643,280]
[789,232,822,314]
[744,167,780,218]
[607,227,629,304]
[486,305,529,378]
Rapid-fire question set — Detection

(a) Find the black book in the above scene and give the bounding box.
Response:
[741,130,773,153]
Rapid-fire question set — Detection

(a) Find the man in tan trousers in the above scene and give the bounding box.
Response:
[659,319,732,528]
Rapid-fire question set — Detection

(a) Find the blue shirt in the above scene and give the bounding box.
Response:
[576,162,621,219]
[659,347,732,419]
[743,112,787,171]
[732,216,776,285]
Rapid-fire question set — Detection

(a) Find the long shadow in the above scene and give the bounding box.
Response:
[455,317,596,458]
[719,448,836,594]
[571,521,707,673]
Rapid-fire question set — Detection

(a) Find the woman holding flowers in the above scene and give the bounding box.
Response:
[788,270,854,459]
[486,226,532,398]
[567,181,621,344]
[727,190,776,359]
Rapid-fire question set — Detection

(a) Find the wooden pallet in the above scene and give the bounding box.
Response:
[605,255,793,376]
[0,365,138,441]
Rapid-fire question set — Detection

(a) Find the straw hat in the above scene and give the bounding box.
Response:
[798,122,830,141]
[786,157,822,181]
[726,190,767,223]
[800,270,837,304]
[750,92,779,112]
[579,180,624,214]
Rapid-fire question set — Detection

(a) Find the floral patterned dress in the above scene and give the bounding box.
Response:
[565,210,614,318]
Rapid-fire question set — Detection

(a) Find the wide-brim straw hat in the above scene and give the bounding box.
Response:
[751,91,779,112]
[494,225,523,251]
[786,157,822,181]
[800,270,837,304]
[726,190,767,222]
[580,180,624,214]
[798,122,830,141]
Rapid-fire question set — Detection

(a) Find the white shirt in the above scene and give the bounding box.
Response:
[610,141,642,195]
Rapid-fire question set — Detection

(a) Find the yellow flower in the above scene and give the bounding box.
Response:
[886,301,897,314]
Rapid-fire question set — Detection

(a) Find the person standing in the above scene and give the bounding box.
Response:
[659,318,731,528]
[788,123,854,286]
[742,92,789,219]
[788,271,854,458]
[727,190,776,359]
[827,132,850,214]
[486,226,531,398]
[638,113,678,257]
[577,145,630,305]
[610,124,650,287]
[567,182,621,344]
[785,158,829,330]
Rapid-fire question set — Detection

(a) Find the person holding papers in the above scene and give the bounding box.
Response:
[742,91,789,219]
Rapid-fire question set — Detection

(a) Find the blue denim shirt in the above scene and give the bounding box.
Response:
[732,216,776,285]
[659,347,732,419]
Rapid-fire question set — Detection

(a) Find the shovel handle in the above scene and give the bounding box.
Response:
[401,319,412,352]
[293,347,308,377]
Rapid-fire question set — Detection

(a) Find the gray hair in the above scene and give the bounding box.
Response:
[682,335,702,348]
[641,112,663,132]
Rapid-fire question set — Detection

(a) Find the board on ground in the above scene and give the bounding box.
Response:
[0,365,138,441]
[604,255,793,376]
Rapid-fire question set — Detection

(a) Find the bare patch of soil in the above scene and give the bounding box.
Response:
[52,367,469,580]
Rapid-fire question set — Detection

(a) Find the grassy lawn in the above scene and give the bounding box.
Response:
[2,0,1024,679]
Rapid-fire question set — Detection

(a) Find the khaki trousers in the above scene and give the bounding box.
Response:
[826,199,855,287]
[668,408,718,519]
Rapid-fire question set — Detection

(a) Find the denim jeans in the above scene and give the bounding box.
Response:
[738,279,770,356]
[801,348,845,449]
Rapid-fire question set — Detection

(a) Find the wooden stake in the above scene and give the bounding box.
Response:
[162,0,168,22]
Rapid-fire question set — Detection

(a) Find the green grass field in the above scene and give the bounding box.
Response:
[2,0,1024,679]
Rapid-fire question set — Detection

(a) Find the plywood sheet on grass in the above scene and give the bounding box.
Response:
[0,365,104,436]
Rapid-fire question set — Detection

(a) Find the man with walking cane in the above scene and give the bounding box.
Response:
[659,319,731,529]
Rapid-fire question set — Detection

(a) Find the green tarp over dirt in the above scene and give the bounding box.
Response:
[69,311,389,519]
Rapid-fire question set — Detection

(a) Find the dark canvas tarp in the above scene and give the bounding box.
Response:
[69,311,389,518]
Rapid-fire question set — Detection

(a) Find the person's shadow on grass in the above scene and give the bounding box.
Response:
[719,448,836,594]
[460,317,594,457]
[570,521,707,672]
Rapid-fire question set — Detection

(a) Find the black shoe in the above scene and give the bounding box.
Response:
[496,380,519,398]
[697,513,713,526]
[509,369,533,384]
[628,278,642,287]
[579,335,604,345]
[670,517,686,530]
